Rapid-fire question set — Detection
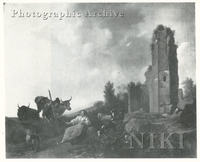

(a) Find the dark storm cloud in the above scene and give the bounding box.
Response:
[75,3,145,44]
[73,3,149,74]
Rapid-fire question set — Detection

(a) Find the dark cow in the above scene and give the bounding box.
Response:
[17,104,39,121]
[34,96,72,121]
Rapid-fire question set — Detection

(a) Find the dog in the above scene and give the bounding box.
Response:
[25,129,40,151]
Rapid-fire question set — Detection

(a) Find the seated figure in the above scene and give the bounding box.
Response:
[60,110,91,144]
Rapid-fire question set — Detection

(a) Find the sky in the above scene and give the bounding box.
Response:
[3,3,196,117]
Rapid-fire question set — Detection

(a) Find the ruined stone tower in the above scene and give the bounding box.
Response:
[145,25,179,113]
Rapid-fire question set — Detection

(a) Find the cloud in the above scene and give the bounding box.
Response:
[137,30,147,37]
[87,27,113,52]
[126,42,132,47]
[178,42,196,86]
[4,3,196,117]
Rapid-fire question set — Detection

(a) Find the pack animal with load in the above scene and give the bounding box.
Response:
[34,96,72,121]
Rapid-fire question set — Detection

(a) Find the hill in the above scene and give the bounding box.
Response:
[5,101,106,158]
[6,101,105,144]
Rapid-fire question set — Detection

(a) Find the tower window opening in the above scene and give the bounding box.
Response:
[163,76,167,81]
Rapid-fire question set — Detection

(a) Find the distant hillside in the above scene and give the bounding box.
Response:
[63,101,98,115]
[63,101,104,119]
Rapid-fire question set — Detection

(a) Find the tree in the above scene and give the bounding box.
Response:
[127,82,149,112]
[103,81,117,113]
[182,77,196,99]
[116,84,128,114]
[93,101,104,109]
[116,84,127,98]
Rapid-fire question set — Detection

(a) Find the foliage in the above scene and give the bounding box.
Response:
[102,81,149,114]
[127,82,149,112]
[103,81,129,114]
[93,101,104,109]
[182,77,196,99]
[103,81,117,113]
[179,99,196,128]
[103,80,149,114]
[116,84,128,114]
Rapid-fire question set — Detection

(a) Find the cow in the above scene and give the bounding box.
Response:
[17,104,39,121]
[34,96,72,121]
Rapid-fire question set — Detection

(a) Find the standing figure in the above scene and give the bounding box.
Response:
[97,109,116,136]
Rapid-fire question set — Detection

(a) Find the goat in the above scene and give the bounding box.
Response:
[25,129,40,151]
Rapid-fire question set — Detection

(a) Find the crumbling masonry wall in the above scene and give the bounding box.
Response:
[145,25,179,113]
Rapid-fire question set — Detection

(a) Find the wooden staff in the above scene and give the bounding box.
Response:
[48,89,52,101]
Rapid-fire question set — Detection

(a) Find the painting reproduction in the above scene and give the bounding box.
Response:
[3,2,197,158]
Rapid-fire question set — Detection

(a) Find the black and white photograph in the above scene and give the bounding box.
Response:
[3,1,197,158]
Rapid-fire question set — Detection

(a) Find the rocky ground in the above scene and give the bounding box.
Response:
[6,110,197,158]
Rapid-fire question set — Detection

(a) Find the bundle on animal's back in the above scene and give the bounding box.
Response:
[35,96,72,121]
[35,96,50,113]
